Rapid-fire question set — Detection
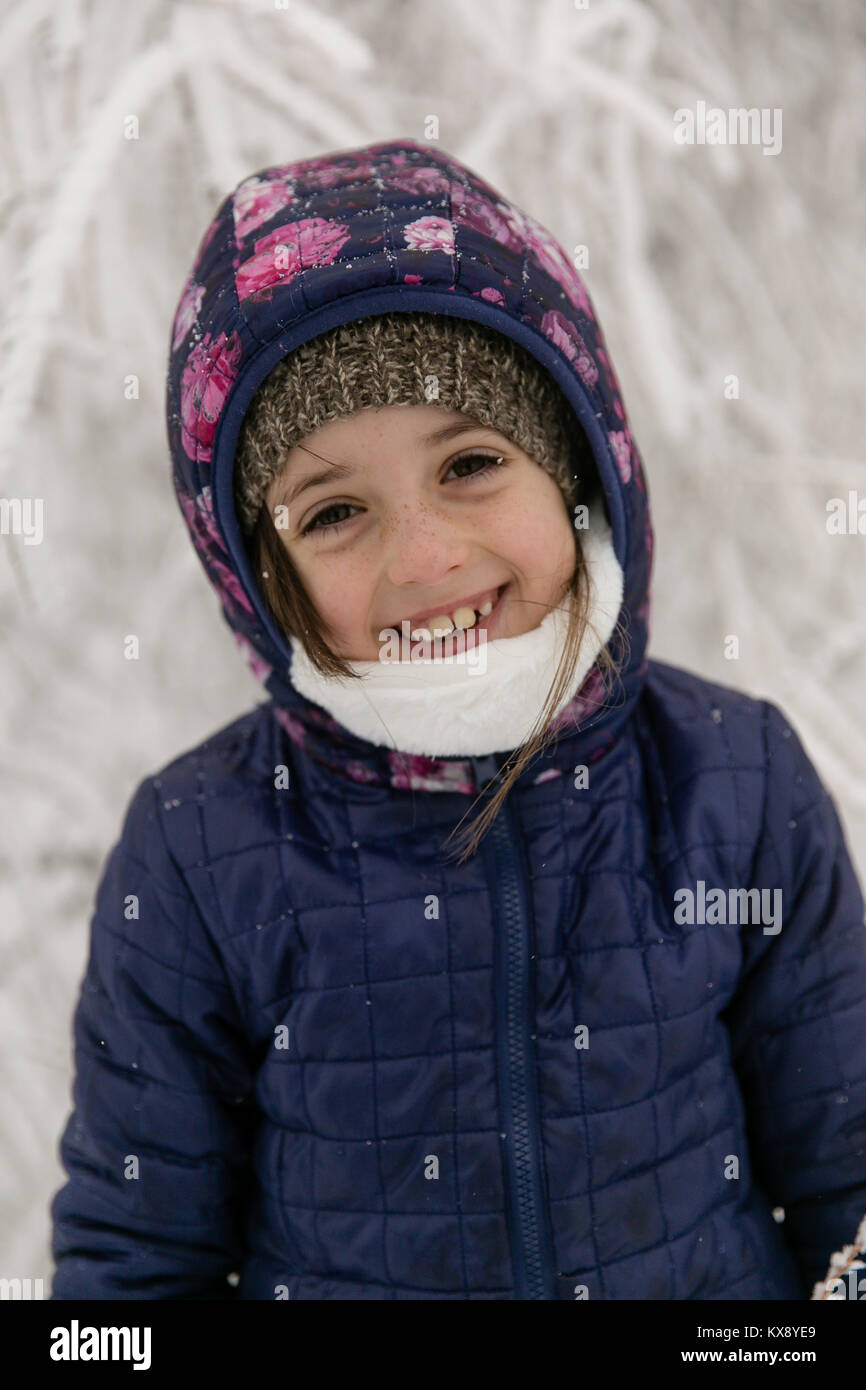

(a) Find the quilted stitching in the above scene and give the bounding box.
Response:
[49,139,866,1300]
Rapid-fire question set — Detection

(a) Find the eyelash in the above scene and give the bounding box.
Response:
[299,451,508,537]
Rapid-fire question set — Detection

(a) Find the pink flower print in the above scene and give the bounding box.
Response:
[589,731,617,764]
[452,188,514,244]
[273,705,307,751]
[172,279,205,352]
[232,628,274,685]
[385,164,450,197]
[233,175,295,241]
[178,486,255,620]
[575,347,598,390]
[474,286,505,305]
[284,155,374,190]
[551,664,609,733]
[345,760,381,784]
[510,206,593,321]
[404,274,423,284]
[179,483,221,553]
[212,556,256,619]
[387,750,473,793]
[179,331,243,463]
[403,216,455,255]
[541,310,598,390]
[632,447,648,498]
[563,276,593,321]
[597,342,627,412]
[235,218,351,302]
[533,767,563,785]
[609,429,632,485]
[500,205,574,290]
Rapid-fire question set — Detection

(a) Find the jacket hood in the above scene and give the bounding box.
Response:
[165,137,653,793]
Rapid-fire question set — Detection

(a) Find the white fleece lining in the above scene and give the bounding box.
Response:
[288,519,624,757]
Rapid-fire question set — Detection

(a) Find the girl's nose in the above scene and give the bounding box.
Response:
[381,503,471,586]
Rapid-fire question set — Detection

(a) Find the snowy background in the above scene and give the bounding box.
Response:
[1,0,864,1284]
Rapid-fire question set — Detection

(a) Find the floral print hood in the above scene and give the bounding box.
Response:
[165,137,653,793]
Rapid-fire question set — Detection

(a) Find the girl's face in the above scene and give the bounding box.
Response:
[264,403,577,662]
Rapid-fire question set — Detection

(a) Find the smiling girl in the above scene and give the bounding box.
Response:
[50,138,866,1302]
[233,309,626,858]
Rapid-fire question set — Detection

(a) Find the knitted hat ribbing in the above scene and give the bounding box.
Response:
[233,311,587,537]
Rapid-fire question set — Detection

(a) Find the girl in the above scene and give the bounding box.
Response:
[50,137,866,1300]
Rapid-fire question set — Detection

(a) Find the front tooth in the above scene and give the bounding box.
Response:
[411,598,494,638]
[452,606,477,630]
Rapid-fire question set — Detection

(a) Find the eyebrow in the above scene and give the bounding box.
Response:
[277,418,499,508]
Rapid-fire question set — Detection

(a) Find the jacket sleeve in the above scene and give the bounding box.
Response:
[722,701,866,1297]
[50,775,258,1299]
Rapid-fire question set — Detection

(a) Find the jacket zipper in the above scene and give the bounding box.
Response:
[474,753,555,1300]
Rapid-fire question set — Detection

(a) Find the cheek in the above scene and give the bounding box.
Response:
[504,493,575,573]
[297,551,370,632]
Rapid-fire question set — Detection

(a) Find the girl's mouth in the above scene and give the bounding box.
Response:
[467,582,508,638]
[400,582,510,654]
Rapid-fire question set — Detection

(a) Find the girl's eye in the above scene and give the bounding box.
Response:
[300,501,359,537]
[300,452,507,537]
[444,451,507,484]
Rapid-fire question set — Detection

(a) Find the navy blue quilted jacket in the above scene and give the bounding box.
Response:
[51,138,866,1300]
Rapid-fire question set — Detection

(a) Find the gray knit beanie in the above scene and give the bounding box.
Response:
[234,311,587,538]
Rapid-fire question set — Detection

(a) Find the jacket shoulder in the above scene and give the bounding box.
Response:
[635,659,813,879]
[639,657,770,768]
[640,659,819,780]
[148,700,277,799]
[136,700,283,877]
